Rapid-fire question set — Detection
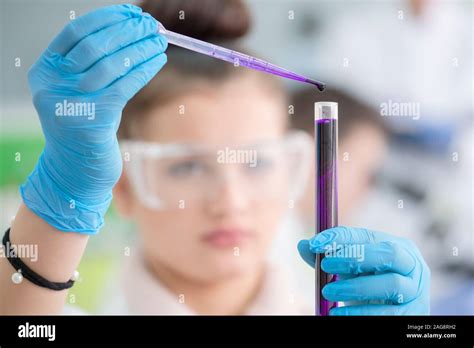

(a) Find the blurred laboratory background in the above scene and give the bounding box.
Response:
[1,0,473,314]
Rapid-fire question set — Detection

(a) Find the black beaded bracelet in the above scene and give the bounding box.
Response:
[1,227,78,291]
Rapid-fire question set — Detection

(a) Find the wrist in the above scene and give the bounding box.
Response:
[20,153,112,234]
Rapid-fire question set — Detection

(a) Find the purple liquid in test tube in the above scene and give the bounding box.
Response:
[315,102,338,316]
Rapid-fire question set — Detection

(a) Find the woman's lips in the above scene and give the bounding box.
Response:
[202,228,251,248]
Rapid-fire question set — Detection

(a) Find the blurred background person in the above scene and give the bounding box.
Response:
[289,85,473,314]
[290,88,388,228]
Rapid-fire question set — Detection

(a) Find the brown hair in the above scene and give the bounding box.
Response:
[119,0,286,140]
[140,0,251,41]
[290,88,388,139]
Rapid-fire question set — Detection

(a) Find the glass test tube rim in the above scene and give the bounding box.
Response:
[315,102,338,121]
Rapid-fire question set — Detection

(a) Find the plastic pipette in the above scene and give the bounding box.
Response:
[158,23,326,91]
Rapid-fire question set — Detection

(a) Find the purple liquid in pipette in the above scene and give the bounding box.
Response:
[316,118,338,316]
[158,24,326,91]
[231,52,326,91]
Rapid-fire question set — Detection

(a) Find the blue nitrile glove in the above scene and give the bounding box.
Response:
[20,4,167,234]
[297,226,430,315]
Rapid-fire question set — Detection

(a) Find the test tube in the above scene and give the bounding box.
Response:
[315,102,339,316]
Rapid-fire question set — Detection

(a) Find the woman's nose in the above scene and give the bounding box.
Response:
[204,170,251,216]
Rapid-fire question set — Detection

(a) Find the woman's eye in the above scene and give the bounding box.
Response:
[246,156,274,173]
[167,160,206,178]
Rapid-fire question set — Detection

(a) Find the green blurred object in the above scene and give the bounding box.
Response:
[0,136,44,188]
[0,136,122,220]
[1,136,126,314]
[68,253,118,313]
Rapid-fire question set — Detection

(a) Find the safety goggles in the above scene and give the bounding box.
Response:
[120,131,312,210]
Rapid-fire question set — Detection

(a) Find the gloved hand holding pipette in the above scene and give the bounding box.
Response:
[298,226,431,315]
[21,2,326,236]
[21,4,168,234]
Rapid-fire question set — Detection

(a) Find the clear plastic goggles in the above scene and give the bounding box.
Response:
[121,131,312,210]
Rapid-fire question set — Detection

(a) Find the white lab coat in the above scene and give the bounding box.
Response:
[65,215,314,315]
[65,251,313,315]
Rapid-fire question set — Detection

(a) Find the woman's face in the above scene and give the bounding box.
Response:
[115,74,288,283]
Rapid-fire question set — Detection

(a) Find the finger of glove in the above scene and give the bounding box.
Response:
[309,226,397,252]
[79,35,167,93]
[297,240,316,268]
[329,303,416,316]
[321,241,417,276]
[60,14,160,74]
[322,272,418,304]
[48,4,143,56]
[297,240,358,281]
[107,52,167,101]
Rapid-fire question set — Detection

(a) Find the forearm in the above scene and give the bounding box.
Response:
[0,203,88,314]
[0,4,167,315]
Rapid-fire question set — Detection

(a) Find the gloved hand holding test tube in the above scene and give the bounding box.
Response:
[298,101,430,316]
